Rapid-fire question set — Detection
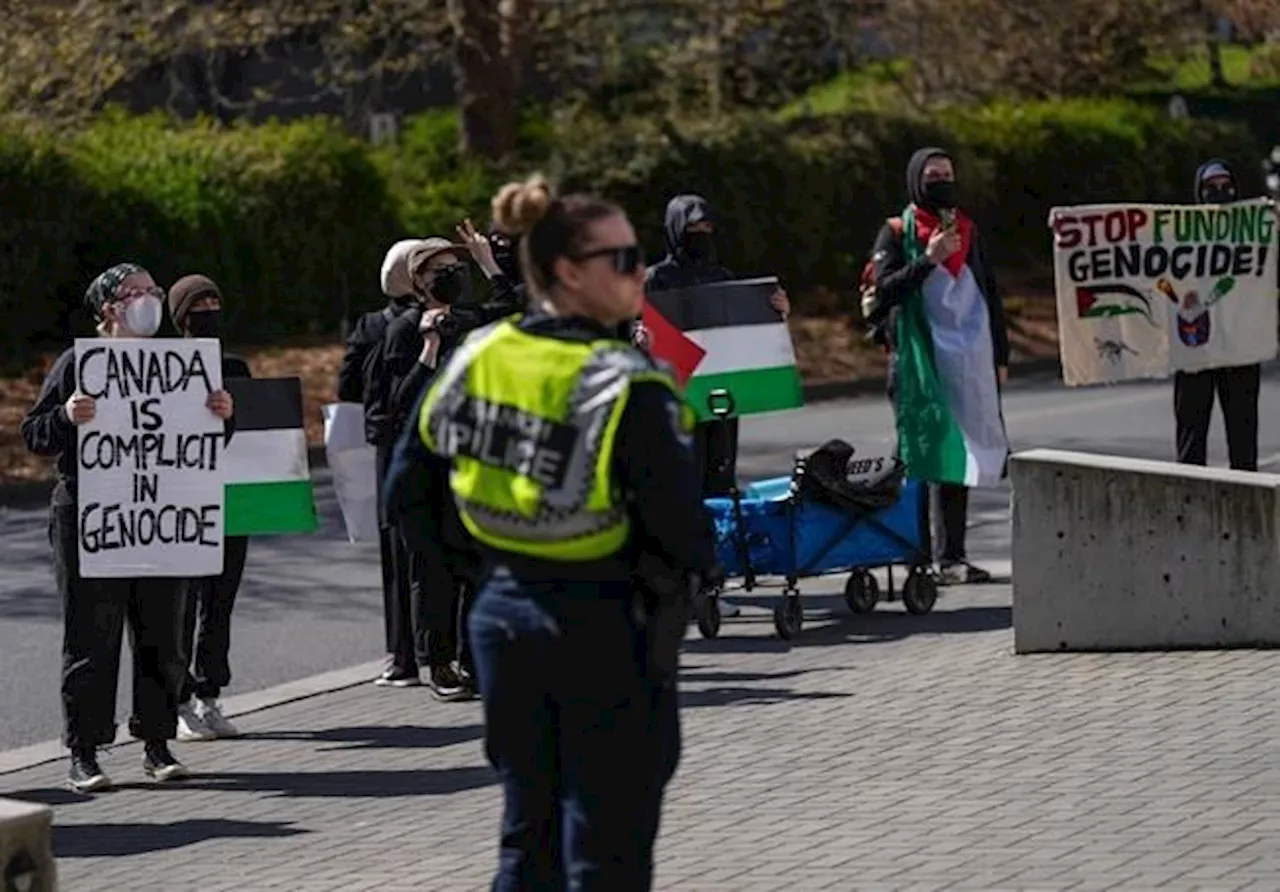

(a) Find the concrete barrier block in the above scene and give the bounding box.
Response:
[1010,448,1280,653]
[0,798,56,892]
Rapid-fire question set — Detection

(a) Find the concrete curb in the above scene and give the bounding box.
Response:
[0,660,387,776]
[0,357,1063,510]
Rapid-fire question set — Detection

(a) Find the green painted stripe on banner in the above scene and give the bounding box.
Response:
[225,479,318,537]
[683,365,804,421]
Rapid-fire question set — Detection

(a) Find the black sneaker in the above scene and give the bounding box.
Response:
[429,664,470,702]
[142,740,189,782]
[374,666,422,688]
[67,748,111,793]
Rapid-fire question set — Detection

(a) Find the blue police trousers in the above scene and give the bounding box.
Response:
[469,568,681,892]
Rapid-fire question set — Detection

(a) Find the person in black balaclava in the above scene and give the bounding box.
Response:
[865,147,1010,587]
[632,194,790,619]
[1173,159,1261,471]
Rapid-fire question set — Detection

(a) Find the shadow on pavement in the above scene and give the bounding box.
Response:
[5,788,96,807]
[134,765,497,799]
[683,602,1011,655]
[241,723,483,752]
[53,819,307,858]
[680,687,851,709]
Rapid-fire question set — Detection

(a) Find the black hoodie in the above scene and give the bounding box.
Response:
[645,194,736,293]
[865,147,1009,369]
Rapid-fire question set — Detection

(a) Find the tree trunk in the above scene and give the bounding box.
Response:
[500,0,534,93]
[448,0,518,160]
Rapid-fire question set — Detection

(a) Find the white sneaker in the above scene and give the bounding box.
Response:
[194,698,240,739]
[177,700,217,742]
[718,599,743,618]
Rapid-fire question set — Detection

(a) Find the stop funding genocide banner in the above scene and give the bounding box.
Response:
[1051,198,1279,387]
[74,338,226,578]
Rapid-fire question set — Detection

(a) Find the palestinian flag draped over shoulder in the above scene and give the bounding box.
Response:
[894,206,1009,487]
[221,377,318,535]
[643,276,803,421]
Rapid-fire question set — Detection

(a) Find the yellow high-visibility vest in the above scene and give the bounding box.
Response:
[419,319,693,562]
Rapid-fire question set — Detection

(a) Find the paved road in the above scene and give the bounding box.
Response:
[3,365,1279,750]
[11,579,1280,890]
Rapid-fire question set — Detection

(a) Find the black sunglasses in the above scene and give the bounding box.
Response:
[571,244,645,275]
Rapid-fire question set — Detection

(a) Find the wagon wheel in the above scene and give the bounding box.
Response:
[696,593,722,639]
[843,570,879,614]
[902,566,939,616]
[772,591,803,639]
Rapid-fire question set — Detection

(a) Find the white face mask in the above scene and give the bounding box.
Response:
[123,295,163,337]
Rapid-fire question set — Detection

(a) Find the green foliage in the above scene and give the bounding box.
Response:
[4,97,1263,358]
[552,98,1259,308]
[5,109,401,358]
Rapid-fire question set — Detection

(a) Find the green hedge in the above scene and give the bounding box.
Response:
[4,97,1263,358]
[553,99,1261,307]
[5,112,401,361]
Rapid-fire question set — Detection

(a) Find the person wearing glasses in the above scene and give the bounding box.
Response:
[414,173,717,890]
[21,264,234,792]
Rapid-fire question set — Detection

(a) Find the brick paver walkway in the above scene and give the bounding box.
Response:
[6,578,1280,890]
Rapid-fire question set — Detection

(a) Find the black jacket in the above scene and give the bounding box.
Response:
[22,346,250,508]
[619,194,738,344]
[385,313,718,585]
[867,220,1010,368]
[380,273,527,444]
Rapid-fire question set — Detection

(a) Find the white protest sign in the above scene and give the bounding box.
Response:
[1051,199,1279,387]
[322,402,379,544]
[75,338,226,578]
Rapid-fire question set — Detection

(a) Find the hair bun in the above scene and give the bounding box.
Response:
[492,173,554,236]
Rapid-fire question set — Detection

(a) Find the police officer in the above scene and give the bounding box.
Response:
[415,173,717,891]
[21,264,234,791]
[1174,159,1261,471]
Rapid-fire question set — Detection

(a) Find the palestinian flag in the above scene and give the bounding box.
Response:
[645,277,803,421]
[893,206,1009,487]
[221,377,318,536]
[1076,284,1154,323]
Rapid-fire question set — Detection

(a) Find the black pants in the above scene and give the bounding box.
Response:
[415,540,476,673]
[180,535,249,702]
[1174,364,1260,471]
[694,418,739,498]
[930,483,969,564]
[377,443,417,672]
[52,505,187,749]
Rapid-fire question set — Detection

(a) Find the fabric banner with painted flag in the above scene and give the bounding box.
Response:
[221,377,318,536]
[1051,198,1279,387]
[644,276,803,421]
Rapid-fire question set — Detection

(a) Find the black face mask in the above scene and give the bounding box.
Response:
[186,310,221,338]
[1202,185,1236,203]
[429,263,473,305]
[684,231,717,264]
[921,179,957,210]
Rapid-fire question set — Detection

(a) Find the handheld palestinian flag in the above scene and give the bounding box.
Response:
[894,207,1009,487]
[221,377,318,536]
[645,277,803,421]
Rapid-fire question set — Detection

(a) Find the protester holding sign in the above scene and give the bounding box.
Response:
[633,194,790,618]
[866,148,1010,586]
[1174,160,1264,471]
[21,263,234,793]
[167,273,250,740]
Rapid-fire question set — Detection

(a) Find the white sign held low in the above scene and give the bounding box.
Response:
[75,338,226,578]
